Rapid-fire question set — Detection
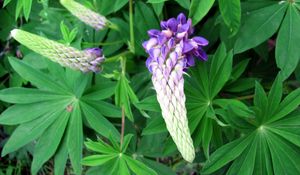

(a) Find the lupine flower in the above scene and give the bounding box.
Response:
[143,13,208,162]
[11,29,105,72]
[60,0,109,30]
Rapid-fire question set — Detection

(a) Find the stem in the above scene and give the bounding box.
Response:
[104,51,131,63]
[235,94,255,100]
[129,0,135,53]
[121,57,127,75]
[120,57,127,151]
[120,106,125,151]
[82,40,124,47]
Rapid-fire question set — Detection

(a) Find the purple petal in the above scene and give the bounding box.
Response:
[149,48,161,58]
[186,55,195,67]
[143,38,158,51]
[183,42,194,53]
[148,29,161,37]
[160,21,168,30]
[193,36,209,46]
[167,38,176,48]
[167,18,178,32]
[161,45,168,59]
[177,23,190,33]
[157,34,167,44]
[146,57,153,72]
[161,30,173,38]
[177,13,186,24]
[194,48,208,61]
[186,19,194,35]
[85,48,102,57]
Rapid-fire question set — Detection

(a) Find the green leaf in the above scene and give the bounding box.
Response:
[119,158,131,175]
[9,57,68,94]
[141,158,176,175]
[174,0,190,9]
[147,0,166,3]
[115,75,134,121]
[22,0,32,21]
[3,0,12,7]
[269,88,300,123]
[230,59,250,81]
[189,0,215,25]
[85,139,118,154]
[81,101,120,140]
[15,0,23,20]
[142,114,167,135]
[1,110,62,156]
[226,137,258,175]
[214,99,254,118]
[114,0,128,12]
[152,2,164,16]
[82,83,116,101]
[254,81,268,119]
[67,103,83,175]
[200,117,213,159]
[135,1,159,55]
[252,133,273,175]
[276,5,300,79]
[54,135,69,175]
[234,3,287,53]
[31,111,70,174]
[266,132,300,174]
[266,75,283,121]
[121,134,133,152]
[81,155,117,166]
[0,99,70,125]
[124,155,158,175]
[225,78,256,93]
[60,21,70,42]
[136,95,161,112]
[0,87,70,104]
[84,100,121,118]
[209,44,233,98]
[218,0,241,35]
[202,134,254,174]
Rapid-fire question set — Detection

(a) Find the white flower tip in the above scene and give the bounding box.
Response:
[10,29,18,38]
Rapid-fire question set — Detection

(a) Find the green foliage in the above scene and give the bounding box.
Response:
[202,76,300,174]
[0,57,119,174]
[1,0,300,174]
[82,136,157,175]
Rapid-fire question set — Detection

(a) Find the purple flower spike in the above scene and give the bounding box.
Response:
[143,13,209,163]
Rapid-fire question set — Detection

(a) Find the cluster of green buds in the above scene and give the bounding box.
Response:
[11,0,113,72]
[11,29,104,72]
[60,0,110,30]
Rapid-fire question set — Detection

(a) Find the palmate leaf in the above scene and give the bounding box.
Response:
[202,77,300,175]
[82,136,157,175]
[0,57,120,175]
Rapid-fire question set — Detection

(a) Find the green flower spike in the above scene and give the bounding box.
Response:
[60,0,113,30]
[11,29,105,72]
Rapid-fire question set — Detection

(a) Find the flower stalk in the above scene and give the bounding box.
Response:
[143,13,209,162]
